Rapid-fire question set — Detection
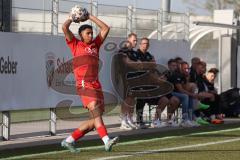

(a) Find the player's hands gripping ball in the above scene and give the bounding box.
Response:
[70,5,89,23]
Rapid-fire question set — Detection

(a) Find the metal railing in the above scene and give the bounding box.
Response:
[11,0,190,40]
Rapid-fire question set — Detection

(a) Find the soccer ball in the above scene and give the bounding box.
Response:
[71,5,89,23]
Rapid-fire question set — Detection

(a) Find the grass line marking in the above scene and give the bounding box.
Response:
[93,137,240,160]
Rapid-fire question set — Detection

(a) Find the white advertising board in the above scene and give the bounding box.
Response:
[0,32,191,111]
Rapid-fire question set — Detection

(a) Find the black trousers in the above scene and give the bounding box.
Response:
[194,94,221,117]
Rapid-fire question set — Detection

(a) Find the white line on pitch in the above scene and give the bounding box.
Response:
[93,137,240,160]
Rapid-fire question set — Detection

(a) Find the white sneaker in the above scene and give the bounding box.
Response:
[120,121,133,130]
[127,120,138,129]
[189,120,200,127]
[167,120,180,127]
[180,120,193,127]
[105,137,119,152]
[151,120,167,128]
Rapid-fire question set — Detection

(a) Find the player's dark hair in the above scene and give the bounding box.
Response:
[191,57,200,64]
[208,68,219,75]
[78,24,93,35]
[168,58,177,65]
[175,56,183,62]
[180,61,189,67]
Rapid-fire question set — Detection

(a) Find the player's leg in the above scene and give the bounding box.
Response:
[126,97,137,129]
[152,97,169,128]
[61,119,95,153]
[128,105,137,129]
[136,99,145,125]
[88,101,119,152]
[155,97,169,120]
[168,96,180,119]
[120,96,136,130]
[167,96,180,126]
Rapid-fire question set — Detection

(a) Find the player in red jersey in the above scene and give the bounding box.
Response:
[61,8,118,153]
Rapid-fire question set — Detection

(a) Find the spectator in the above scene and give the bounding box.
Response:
[134,37,157,128]
[189,57,200,83]
[194,63,223,125]
[118,33,139,130]
[135,38,180,128]
[205,68,219,92]
[150,75,180,128]
[174,57,183,72]
[167,59,178,73]
[168,61,199,127]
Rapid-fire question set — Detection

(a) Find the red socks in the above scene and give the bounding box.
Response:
[70,126,108,142]
[97,125,108,138]
[71,129,85,141]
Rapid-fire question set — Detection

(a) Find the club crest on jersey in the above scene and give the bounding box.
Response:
[85,46,97,56]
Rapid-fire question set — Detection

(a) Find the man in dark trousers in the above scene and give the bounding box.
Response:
[134,38,179,128]
[117,33,139,130]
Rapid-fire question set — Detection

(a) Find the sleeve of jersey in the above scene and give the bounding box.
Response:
[94,34,103,49]
[65,36,78,56]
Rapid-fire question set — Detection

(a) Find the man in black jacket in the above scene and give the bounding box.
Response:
[135,38,179,128]
[194,62,223,124]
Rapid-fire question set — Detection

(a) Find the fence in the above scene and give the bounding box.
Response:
[11,0,190,40]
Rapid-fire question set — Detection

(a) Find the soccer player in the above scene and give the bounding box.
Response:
[61,9,118,153]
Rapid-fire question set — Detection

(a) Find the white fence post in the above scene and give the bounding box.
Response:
[49,108,56,136]
[2,111,10,140]
[185,12,190,41]
[157,9,162,40]
[127,5,133,36]
[51,0,59,35]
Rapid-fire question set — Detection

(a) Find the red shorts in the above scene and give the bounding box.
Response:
[76,80,104,111]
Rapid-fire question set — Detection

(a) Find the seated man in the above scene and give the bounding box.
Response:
[168,61,200,127]
[189,57,201,83]
[135,38,177,128]
[116,35,162,130]
[204,68,219,93]
[193,62,223,124]
[116,37,174,129]
[205,68,224,120]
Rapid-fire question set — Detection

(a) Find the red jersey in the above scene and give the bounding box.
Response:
[66,35,103,88]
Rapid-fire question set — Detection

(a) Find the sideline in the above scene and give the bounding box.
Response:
[2,127,240,160]
[93,137,240,160]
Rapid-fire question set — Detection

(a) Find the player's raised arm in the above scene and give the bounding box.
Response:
[62,17,74,42]
[62,5,86,41]
[89,15,110,42]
